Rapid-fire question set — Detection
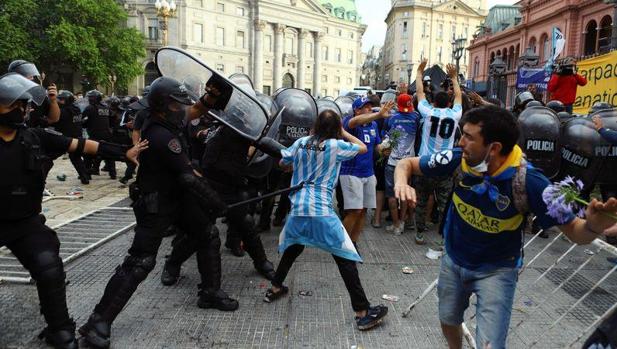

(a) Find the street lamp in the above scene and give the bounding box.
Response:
[489,55,507,99]
[518,47,539,67]
[406,63,414,86]
[155,0,177,46]
[602,0,617,49]
[451,37,467,74]
[108,74,117,96]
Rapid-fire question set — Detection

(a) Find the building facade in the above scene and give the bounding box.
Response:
[122,0,366,97]
[382,0,486,87]
[360,45,383,88]
[467,0,614,107]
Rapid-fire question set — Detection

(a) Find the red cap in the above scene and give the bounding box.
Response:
[397,93,413,113]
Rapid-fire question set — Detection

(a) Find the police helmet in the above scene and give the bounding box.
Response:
[86,90,103,104]
[147,76,195,113]
[526,100,544,109]
[107,96,121,110]
[7,60,40,79]
[316,99,343,119]
[590,102,613,114]
[143,85,151,97]
[514,91,534,109]
[0,73,46,107]
[546,100,565,113]
[57,90,75,105]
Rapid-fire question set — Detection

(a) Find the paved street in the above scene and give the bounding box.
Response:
[1,158,616,348]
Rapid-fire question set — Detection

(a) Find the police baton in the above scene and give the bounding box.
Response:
[226,182,305,210]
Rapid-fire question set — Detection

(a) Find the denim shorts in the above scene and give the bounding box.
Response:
[437,253,519,349]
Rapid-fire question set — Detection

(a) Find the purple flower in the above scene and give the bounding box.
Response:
[543,176,588,224]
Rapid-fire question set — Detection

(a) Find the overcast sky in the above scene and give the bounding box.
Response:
[357,0,519,52]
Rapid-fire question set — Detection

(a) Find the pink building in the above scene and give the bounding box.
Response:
[467,0,613,107]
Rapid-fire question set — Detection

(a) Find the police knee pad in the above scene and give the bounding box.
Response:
[121,255,156,281]
[30,251,65,282]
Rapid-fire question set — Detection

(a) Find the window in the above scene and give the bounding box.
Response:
[236,66,244,73]
[542,35,550,62]
[347,49,353,64]
[325,27,329,34]
[403,21,408,34]
[452,25,456,39]
[401,44,407,60]
[464,26,468,38]
[236,31,245,49]
[336,48,341,62]
[334,89,340,96]
[216,27,225,46]
[216,64,224,73]
[350,32,354,39]
[347,77,352,84]
[263,86,271,95]
[335,76,341,83]
[285,37,293,54]
[236,7,245,16]
[217,2,224,12]
[337,29,342,36]
[422,22,427,37]
[193,23,203,43]
[266,35,272,52]
[321,89,327,97]
[420,47,425,60]
[148,19,159,40]
[323,46,329,60]
[307,42,313,58]
[438,46,442,62]
[404,11,409,17]
[438,24,443,39]
[322,75,328,82]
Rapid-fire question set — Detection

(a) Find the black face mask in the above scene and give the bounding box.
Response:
[0,107,26,129]
[165,107,186,127]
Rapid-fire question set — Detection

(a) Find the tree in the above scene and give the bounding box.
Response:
[0,0,146,92]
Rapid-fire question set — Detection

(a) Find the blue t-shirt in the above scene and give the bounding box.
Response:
[382,111,420,166]
[340,115,381,177]
[419,148,574,270]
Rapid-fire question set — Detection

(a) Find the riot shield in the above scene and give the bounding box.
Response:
[316,99,342,118]
[380,89,397,105]
[517,106,561,179]
[334,96,354,118]
[590,108,617,185]
[557,117,603,189]
[272,88,318,147]
[155,47,268,142]
[228,73,256,97]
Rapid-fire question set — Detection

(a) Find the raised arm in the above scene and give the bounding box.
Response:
[348,100,395,128]
[446,64,462,106]
[415,59,428,102]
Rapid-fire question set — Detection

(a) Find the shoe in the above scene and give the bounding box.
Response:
[538,230,549,239]
[356,304,388,331]
[80,176,90,185]
[264,285,289,303]
[386,224,403,236]
[79,313,111,349]
[109,174,117,180]
[254,260,276,280]
[39,321,78,349]
[371,221,382,228]
[404,221,415,231]
[415,232,426,245]
[197,289,239,311]
[224,240,245,257]
[89,169,100,176]
[119,177,131,185]
[161,261,181,286]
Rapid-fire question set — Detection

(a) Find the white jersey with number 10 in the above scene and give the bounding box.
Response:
[417,99,463,157]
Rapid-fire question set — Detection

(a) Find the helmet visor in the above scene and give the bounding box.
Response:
[0,73,46,106]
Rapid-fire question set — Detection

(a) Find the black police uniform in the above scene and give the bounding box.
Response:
[55,103,89,183]
[80,112,236,349]
[109,106,134,179]
[82,102,114,177]
[164,123,275,280]
[0,127,79,348]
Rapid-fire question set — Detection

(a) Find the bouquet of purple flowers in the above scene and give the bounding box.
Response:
[542,176,617,225]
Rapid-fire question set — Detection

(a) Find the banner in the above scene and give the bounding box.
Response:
[516,67,551,91]
[573,50,617,114]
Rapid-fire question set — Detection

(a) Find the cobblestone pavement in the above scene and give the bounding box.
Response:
[1,158,616,348]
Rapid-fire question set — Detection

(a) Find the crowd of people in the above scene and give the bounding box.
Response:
[2,51,617,349]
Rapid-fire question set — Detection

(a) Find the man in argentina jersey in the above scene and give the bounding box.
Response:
[264,110,388,331]
[413,59,463,245]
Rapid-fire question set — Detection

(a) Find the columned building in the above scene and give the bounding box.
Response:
[122,0,366,97]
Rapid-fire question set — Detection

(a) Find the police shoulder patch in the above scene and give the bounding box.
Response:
[167,138,182,154]
[190,118,200,126]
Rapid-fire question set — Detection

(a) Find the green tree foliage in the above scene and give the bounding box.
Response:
[0,0,146,91]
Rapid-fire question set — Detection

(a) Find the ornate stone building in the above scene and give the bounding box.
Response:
[382,0,486,86]
[122,0,366,96]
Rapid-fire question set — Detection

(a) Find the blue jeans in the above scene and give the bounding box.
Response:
[437,254,519,349]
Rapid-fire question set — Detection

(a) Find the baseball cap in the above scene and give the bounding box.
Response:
[352,96,373,111]
[397,93,413,113]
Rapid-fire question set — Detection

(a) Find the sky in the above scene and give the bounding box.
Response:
[357,0,519,52]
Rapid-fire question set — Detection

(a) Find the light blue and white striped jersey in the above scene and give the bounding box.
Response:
[417,99,463,156]
[281,136,360,217]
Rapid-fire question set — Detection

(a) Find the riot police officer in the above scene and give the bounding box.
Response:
[80,77,238,349]
[0,73,144,349]
[55,90,89,184]
[83,90,115,178]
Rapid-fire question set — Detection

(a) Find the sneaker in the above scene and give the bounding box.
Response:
[386,224,403,236]
[356,304,388,330]
[264,285,289,303]
[415,232,426,245]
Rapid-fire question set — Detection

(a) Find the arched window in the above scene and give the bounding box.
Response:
[584,20,598,55]
[541,34,550,62]
[529,37,537,53]
[508,46,515,70]
[598,16,613,51]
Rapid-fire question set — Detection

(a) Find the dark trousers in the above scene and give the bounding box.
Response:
[68,152,89,179]
[1,215,72,332]
[84,155,116,177]
[92,192,222,323]
[272,244,370,312]
[123,161,136,180]
[258,169,291,228]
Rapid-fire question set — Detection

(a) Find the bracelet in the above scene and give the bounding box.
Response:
[584,221,602,235]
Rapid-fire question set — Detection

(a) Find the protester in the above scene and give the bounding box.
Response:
[394,104,617,349]
[547,57,587,114]
[264,109,388,331]
[340,96,394,248]
[592,115,617,251]
[381,93,419,235]
[413,59,463,245]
